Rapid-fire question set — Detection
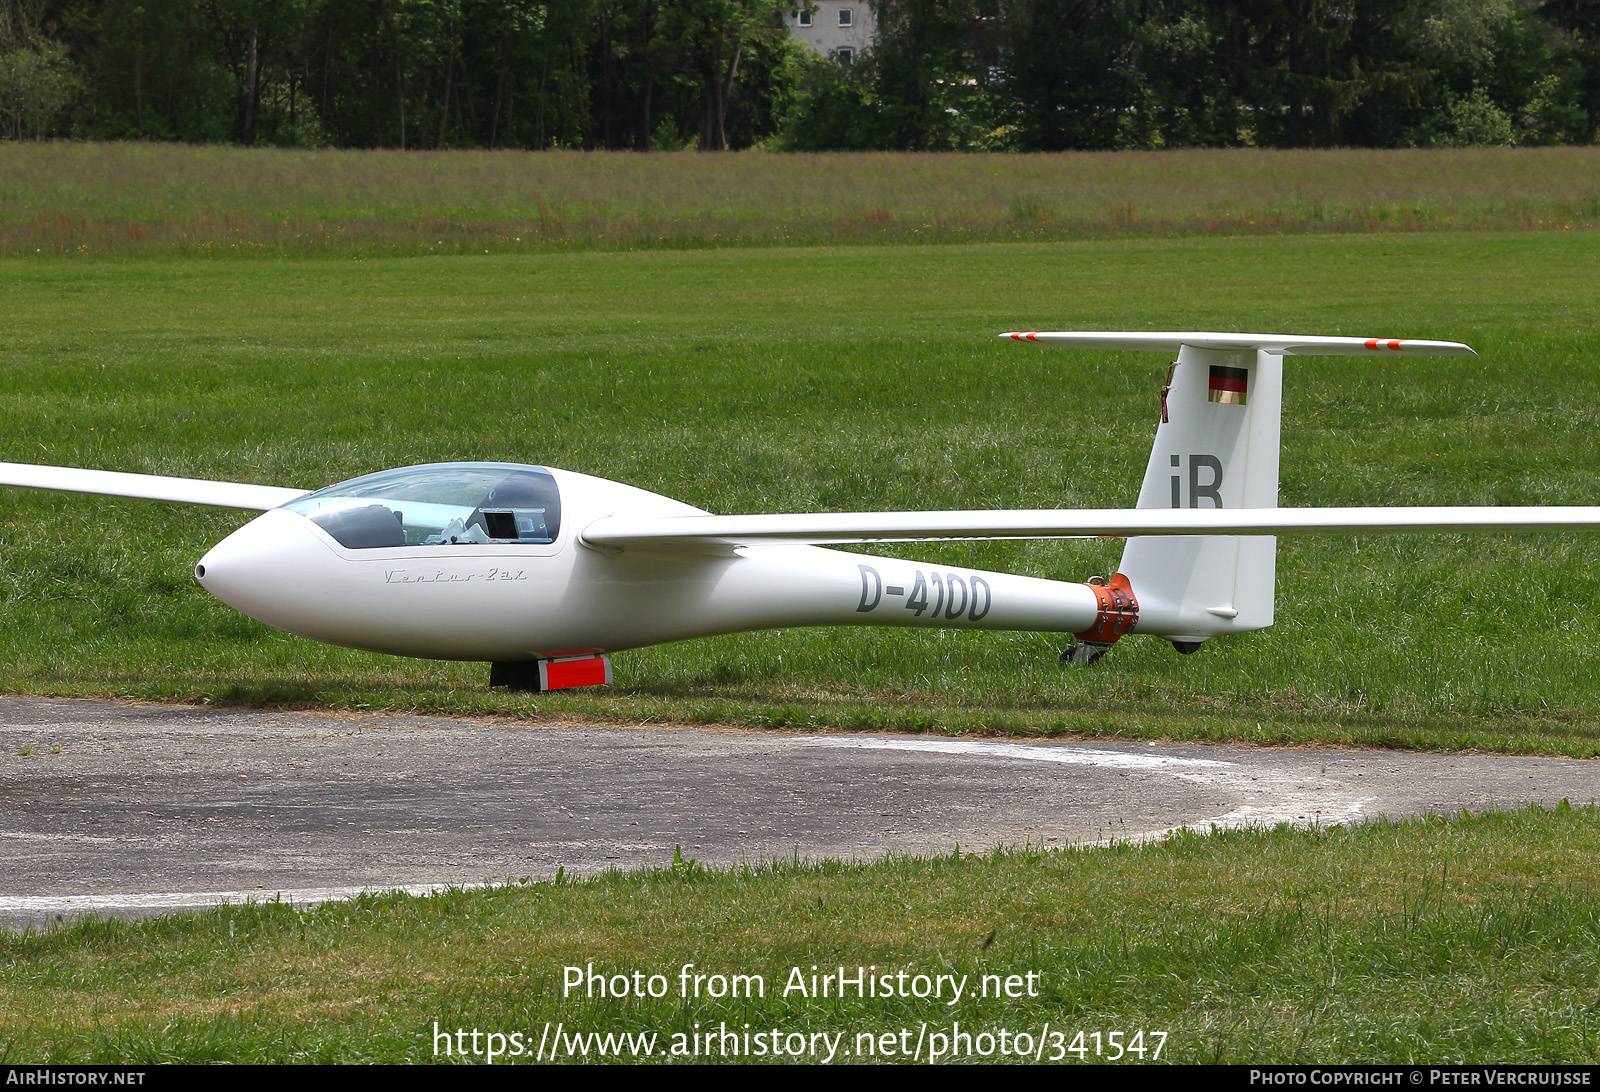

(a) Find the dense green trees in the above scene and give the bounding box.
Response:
[1,0,808,148]
[0,0,1593,148]
[782,0,1596,149]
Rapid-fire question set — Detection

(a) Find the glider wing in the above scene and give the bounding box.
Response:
[582,506,1600,550]
[0,462,310,511]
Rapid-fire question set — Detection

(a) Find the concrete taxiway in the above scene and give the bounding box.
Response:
[2,696,1597,930]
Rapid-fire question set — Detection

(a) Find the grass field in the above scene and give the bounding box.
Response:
[3,226,1600,752]
[4,146,1600,1064]
[4,806,1600,1064]
[2,144,1598,256]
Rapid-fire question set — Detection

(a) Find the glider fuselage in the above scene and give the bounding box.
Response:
[195,467,1102,660]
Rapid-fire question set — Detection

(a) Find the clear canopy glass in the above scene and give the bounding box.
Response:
[282,463,562,549]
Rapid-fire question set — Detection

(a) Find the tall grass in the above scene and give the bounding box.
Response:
[3,143,1598,256]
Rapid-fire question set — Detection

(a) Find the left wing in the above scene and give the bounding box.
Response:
[581,506,1600,550]
[0,462,311,511]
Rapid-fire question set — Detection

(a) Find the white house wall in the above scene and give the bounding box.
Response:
[789,1,878,62]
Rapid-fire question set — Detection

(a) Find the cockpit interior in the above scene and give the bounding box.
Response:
[282,463,563,550]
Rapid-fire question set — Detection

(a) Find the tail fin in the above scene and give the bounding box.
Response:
[1002,332,1475,648]
[1117,345,1283,642]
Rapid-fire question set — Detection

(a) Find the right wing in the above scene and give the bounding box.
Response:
[581,506,1600,550]
[0,462,311,511]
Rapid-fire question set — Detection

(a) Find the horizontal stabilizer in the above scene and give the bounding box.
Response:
[583,506,1600,550]
[0,462,310,511]
[1000,331,1476,356]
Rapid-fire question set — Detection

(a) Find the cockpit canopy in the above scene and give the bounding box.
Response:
[282,463,562,550]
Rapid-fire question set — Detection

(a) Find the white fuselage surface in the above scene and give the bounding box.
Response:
[196,467,1102,660]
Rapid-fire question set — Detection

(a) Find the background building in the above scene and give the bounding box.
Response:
[787,1,878,65]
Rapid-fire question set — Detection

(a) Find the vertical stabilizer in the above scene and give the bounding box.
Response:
[1116,345,1283,644]
[1000,330,1476,652]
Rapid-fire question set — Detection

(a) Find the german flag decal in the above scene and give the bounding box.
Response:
[1208,365,1248,406]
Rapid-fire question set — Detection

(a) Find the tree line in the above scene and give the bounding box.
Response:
[0,0,1594,150]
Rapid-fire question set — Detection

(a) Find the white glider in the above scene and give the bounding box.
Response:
[3,331,1589,689]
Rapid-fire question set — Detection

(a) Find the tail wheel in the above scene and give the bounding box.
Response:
[1060,640,1113,666]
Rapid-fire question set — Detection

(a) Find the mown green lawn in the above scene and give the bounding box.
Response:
[2,231,1599,751]
[4,807,1600,1064]
[4,161,1600,1065]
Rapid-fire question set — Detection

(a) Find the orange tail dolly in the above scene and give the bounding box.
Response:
[1065,573,1139,665]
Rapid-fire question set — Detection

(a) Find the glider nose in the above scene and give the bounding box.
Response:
[194,508,333,626]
